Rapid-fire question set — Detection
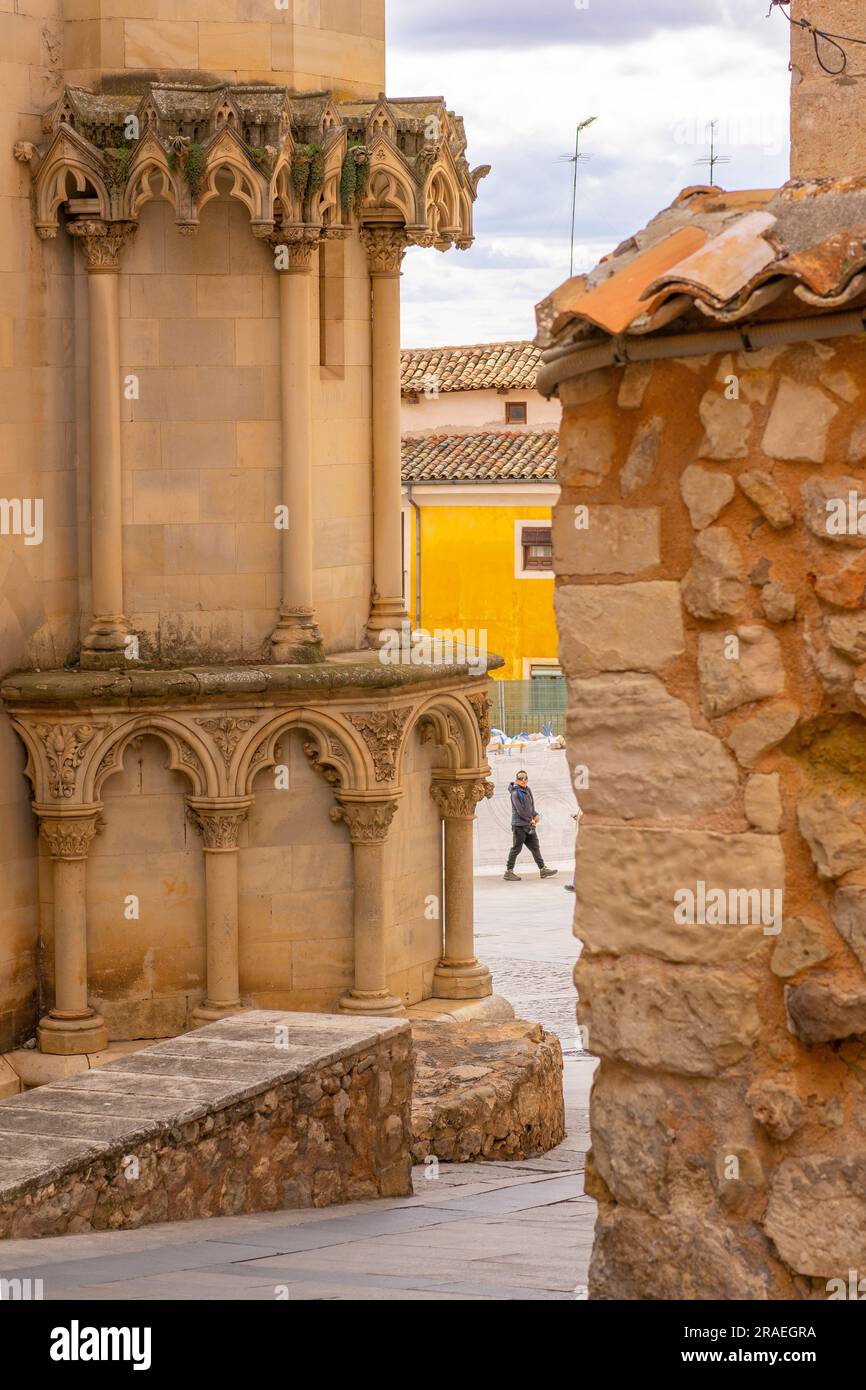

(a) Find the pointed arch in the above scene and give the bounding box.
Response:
[235,709,370,796]
[397,693,485,778]
[84,716,220,802]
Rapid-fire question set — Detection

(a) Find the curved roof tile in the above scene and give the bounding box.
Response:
[401,429,558,483]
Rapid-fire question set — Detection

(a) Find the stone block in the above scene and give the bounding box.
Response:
[771,916,831,979]
[410,1020,564,1163]
[679,464,734,529]
[558,412,615,488]
[699,389,752,459]
[698,626,786,718]
[726,701,799,767]
[744,773,782,833]
[575,826,784,964]
[552,505,660,575]
[682,526,747,619]
[556,581,684,676]
[566,673,737,819]
[575,954,760,1077]
[797,792,866,880]
[738,469,794,529]
[762,379,837,463]
[619,415,662,497]
[785,977,866,1044]
[764,1156,866,1278]
[589,1205,773,1300]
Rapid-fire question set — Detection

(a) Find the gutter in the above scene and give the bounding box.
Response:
[536,307,866,399]
[405,483,422,630]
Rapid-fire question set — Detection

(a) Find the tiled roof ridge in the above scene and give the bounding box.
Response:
[535,174,866,352]
[400,340,542,394]
[401,427,558,484]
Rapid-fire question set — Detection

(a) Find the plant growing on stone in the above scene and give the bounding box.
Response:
[340,141,369,216]
[291,143,324,205]
[183,142,206,198]
[104,141,135,191]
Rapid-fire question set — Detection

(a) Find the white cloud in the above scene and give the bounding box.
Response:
[388,3,792,344]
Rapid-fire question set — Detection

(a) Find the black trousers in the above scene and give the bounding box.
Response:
[507,825,544,870]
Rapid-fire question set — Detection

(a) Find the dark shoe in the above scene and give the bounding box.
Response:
[504,870,521,881]
[564,883,575,892]
[540,866,558,878]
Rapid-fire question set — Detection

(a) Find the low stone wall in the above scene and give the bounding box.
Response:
[0,1013,413,1239]
[411,1020,565,1162]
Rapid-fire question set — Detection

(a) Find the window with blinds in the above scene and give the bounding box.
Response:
[521,525,553,571]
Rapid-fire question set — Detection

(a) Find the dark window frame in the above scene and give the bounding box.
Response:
[505,400,528,424]
[521,524,553,572]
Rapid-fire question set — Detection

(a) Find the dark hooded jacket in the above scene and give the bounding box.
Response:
[509,782,536,829]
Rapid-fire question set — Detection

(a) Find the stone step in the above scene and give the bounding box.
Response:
[0,1012,413,1240]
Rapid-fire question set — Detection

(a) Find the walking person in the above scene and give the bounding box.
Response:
[504,770,558,881]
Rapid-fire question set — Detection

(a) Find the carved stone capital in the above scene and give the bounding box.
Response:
[67,219,137,271]
[271,224,321,272]
[330,798,399,844]
[431,778,494,820]
[359,225,409,276]
[38,813,99,861]
[345,707,411,783]
[187,798,252,851]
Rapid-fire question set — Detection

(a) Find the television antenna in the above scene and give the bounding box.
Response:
[695,119,731,186]
[558,116,598,278]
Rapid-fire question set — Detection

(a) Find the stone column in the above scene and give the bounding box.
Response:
[35,805,108,1055]
[360,225,409,643]
[187,797,253,1024]
[332,796,404,1016]
[270,230,324,663]
[69,219,136,671]
[430,777,494,999]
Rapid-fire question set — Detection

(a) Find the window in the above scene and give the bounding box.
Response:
[505,400,527,424]
[529,663,562,681]
[521,525,553,571]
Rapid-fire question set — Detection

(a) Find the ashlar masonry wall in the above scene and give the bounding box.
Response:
[555,339,866,1298]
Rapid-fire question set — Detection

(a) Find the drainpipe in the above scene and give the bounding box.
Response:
[405,484,422,630]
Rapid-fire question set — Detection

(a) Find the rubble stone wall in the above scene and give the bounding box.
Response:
[555,339,866,1298]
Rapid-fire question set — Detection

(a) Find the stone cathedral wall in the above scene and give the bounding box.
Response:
[556,340,866,1297]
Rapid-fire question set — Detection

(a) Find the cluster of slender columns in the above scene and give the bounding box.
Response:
[33,771,493,1051]
[69,215,414,663]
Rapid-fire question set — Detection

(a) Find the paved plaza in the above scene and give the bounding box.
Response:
[0,877,593,1301]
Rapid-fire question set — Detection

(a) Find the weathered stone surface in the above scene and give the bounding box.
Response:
[738,469,794,529]
[699,390,752,459]
[820,368,859,404]
[804,617,856,698]
[559,370,610,407]
[679,465,734,530]
[762,379,838,463]
[760,581,797,624]
[826,612,866,661]
[590,1205,773,1300]
[682,527,747,619]
[552,506,660,576]
[590,1073,670,1215]
[575,955,760,1077]
[848,416,866,463]
[556,582,685,676]
[785,977,866,1044]
[812,551,866,608]
[831,886,866,972]
[771,916,831,978]
[619,416,662,497]
[746,1080,805,1142]
[802,475,866,547]
[698,626,786,718]
[559,413,616,488]
[711,1144,766,1213]
[745,773,783,833]
[797,792,866,880]
[617,361,654,410]
[410,1020,564,1163]
[566,674,738,819]
[764,1156,866,1277]
[0,1014,414,1238]
[726,701,799,767]
[575,827,784,964]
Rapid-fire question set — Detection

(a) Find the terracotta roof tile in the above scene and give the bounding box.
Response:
[402,430,558,483]
[535,174,866,349]
[400,341,541,395]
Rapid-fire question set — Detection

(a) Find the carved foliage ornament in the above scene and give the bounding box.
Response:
[187,806,249,851]
[68,219,137,270]
[430,779,494,820]
[329,799,399,843]
[35,722,98,799]
[359,225,409,275]
[39,816,98,860]
[468,692,492,750]
[194,715,256,775]
[346,707,411,782]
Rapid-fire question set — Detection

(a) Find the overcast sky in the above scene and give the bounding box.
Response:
[387,0,792,347]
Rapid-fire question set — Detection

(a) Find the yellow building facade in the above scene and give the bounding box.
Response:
[401,344,560,683]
